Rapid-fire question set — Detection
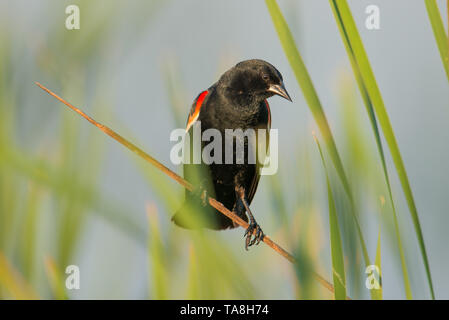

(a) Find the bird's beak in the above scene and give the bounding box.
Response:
[268,82,292,102]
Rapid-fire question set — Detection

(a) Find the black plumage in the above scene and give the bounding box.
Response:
[172,59,291,249]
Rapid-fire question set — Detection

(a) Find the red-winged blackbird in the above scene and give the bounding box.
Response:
[173,59,291,249]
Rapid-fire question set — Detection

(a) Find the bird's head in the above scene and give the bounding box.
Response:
[219,59,292,105]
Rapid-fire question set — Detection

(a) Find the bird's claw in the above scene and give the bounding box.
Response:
[244,222,264,250]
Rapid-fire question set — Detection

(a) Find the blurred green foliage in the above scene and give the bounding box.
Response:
[0,0,446,300]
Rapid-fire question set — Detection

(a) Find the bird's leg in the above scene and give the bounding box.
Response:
[235,186,264,250]
[242,198,264,249]
[231,200,246,228]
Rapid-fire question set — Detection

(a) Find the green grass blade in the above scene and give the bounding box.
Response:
[314,136,346,300]
[330,2,412,300]
[265,0,371,267]
[44,256,68,300]
[20,183,41,283]
[370,226,383,300]
[147,204,168,300]
[0,252,38,299]
[330,0,434,299]
[425,0,449,80]
[265,0,349,196]
[186,245,200,299]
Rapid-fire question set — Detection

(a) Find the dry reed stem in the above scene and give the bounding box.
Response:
[35,82,348,299]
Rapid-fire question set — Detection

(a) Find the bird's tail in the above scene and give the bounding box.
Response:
[172,200,213,229]
[172,200,237,230]
[171,203,196,229]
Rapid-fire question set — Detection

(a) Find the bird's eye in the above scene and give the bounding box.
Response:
[262,74,269,81]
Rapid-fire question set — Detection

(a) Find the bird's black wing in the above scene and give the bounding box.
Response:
[247,99,271,205]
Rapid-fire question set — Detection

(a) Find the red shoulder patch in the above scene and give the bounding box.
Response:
[186,90,208,132]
